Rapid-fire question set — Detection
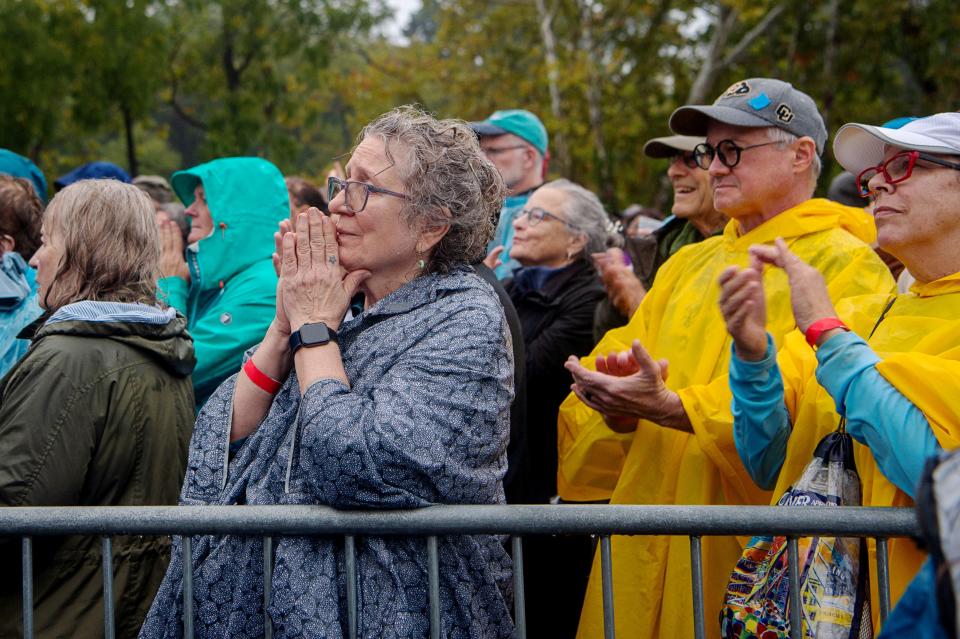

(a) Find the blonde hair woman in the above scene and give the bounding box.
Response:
[0,179,196,639]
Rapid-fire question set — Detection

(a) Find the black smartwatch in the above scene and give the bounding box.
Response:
[289,322,338,354]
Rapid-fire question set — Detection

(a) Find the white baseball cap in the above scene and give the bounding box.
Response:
[833,112,960,176]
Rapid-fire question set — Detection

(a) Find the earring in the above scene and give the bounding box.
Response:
[417,258,426,270]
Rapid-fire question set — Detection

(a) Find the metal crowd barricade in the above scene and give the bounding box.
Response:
[1,504,918,639]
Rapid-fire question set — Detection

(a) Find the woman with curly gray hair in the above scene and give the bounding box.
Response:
[141,106,516,639]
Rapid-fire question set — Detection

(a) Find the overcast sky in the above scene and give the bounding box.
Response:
[381,0,421,42]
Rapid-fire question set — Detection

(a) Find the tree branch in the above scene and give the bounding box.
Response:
[720,2,788,68]
[166,38,208,131]
[687,5,738,104]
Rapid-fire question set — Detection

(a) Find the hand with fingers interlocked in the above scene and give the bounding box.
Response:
[278,208,370,334]
[563,339,690,433]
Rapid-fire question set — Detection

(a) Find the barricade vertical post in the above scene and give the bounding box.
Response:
[427,536,440,639]
[511,536,526,639]
[600,535,615,639]
[183,536,194,639]
[22,537,33,639]
[689,536,705,639]
[101,536,115,639]
[345,535,358,639]
[787,537,802,639]
[876,537,891,623]
[263,536,273,639]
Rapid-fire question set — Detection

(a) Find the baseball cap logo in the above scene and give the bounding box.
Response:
[776,104,795,123]
[719,81,751,100]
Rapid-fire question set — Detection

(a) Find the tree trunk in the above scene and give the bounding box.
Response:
[122,104,139,178]
[578,0,616,212]
[687,5,738,104]
[819,0,841,129]
[687,1,788,105]
[534,0,569,176]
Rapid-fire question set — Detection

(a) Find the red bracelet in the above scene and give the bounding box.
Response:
[804,317,849,347]
[243,358,282,395]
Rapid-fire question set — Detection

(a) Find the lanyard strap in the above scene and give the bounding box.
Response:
[867,295,898,340]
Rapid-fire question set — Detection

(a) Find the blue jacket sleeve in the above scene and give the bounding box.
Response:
[157,275,189,314]
[815,330,940,498]
[730,334,792,490]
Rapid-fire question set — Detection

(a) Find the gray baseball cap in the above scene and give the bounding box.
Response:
[642,135,704,159]
[669,78,828,154]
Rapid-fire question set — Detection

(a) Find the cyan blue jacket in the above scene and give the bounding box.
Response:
[0,252,42,379]
[489,189,538,279]
[158,157,288,409]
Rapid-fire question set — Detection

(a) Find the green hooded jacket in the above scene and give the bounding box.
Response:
[0,310,195,639]
[159,157,289,409]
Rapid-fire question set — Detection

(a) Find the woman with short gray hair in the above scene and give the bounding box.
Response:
[142,106,515,638]
[502,178,612,636]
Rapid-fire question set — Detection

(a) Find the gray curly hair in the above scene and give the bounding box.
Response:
[359,106,506,274]
[541,179,617,257]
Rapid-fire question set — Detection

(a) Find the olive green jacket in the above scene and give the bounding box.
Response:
[0,311,196,639]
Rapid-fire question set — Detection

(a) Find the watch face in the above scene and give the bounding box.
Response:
[300,322,331,345]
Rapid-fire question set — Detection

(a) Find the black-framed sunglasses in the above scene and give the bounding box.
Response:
[671,151,699,170]
[519,207,582,231]
[327,176,408,213]
[692,139,780,170]
[856,150,960,197]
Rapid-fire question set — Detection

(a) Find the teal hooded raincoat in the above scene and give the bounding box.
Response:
[159,157,288,409]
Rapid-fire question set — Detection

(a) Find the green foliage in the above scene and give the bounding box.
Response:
[0,0,957,206]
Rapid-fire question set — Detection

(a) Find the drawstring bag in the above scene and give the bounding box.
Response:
[719,426,873,639]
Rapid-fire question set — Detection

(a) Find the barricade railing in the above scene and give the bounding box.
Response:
[1,504,919,639]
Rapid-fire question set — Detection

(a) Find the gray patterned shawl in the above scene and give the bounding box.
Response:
[140,267,515,639]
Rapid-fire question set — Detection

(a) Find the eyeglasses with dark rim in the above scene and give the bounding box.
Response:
[692,139,781,170]
[519,207,582,231]
[481,144,528,157]
[671,151,699,170]
[855,150,960,197]
[327,176,408,214]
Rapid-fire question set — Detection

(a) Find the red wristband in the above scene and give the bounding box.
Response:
[804,317,849,347]
[243,358,282,394]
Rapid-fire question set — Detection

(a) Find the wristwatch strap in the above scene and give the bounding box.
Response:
[289,322,338,354]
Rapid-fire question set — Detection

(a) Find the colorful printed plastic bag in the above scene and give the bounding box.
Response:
[720,430,873,639]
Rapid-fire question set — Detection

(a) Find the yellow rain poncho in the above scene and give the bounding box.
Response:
[763,272,960,618]
[558,199,895,639]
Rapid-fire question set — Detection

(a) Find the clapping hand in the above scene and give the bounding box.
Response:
[158,219,190,282]
[717,251,768,361]
[751,238,837,334]
[592,248,646,317]
[565,340,682,433]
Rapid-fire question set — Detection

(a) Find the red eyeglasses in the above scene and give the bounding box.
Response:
[856,150,960,197]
